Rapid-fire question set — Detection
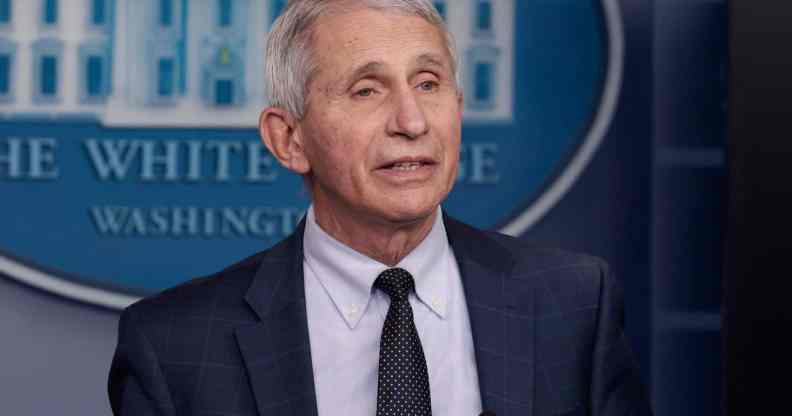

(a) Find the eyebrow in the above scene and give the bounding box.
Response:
[338,53,452,91]
[345,61,386,86]
[415,53,450,71]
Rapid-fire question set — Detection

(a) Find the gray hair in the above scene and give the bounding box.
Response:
[264,0,460,119]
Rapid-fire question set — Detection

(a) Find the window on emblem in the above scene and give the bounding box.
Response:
[474,62,492,102]
[42,0,58,25]
[86,55,103,97]
[219,0,232,27]
[158,58,174,97]
[160,0,173,27]
[0,54,10,96]
[40,55,57,96]
[0,0,11,25]
[91,0,106,25]
[215,79,234,106]
[476,0,492,32]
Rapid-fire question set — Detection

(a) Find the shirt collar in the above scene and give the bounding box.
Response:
[302,206,450,329]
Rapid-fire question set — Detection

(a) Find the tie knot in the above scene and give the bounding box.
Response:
[375,268,415,301]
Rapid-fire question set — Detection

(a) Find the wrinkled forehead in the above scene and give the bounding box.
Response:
[307,6,453,79]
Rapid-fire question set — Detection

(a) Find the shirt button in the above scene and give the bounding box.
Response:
[345,305,359,319]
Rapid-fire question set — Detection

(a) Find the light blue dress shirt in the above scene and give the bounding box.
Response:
[303,206,483,416]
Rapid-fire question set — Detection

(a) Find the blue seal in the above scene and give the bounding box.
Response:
[0,0,623,309]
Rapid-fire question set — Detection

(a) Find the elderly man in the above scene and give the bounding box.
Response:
[108,1,651,415]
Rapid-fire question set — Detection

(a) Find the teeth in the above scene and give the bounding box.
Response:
[392,162,422,171]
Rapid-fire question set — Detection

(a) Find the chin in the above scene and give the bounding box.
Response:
[374,197,441,225]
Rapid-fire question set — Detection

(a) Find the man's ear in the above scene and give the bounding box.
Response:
[259,107,311,175]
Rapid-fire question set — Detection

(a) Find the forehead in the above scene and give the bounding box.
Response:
[310,7,451,76]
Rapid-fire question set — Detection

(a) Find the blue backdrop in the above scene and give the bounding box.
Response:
[0,0,726,414]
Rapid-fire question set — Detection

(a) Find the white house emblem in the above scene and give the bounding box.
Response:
[0,0,623,309]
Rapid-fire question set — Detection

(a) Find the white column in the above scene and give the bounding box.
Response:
[12,0,36,110]
[247,0,266,106]
[108,0,129,107]
[60,1,84,109]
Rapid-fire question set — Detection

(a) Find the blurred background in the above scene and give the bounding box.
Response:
[0,0,738,414]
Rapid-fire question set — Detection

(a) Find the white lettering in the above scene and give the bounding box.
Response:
[1,138,60,180]
[89,206,304,239]
[28,138,60,179]
[141,140,179,182]
[471,143,500,184]
[206,141,242,182]
[185,141,203,181]
[84,139,141,180]
[457,142,500,185]
[171,207,200,236]
[246,142,278,183]
[90,206,128,234]
[0,138,22,179]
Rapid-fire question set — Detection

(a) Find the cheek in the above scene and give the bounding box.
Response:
[315,128,368,180]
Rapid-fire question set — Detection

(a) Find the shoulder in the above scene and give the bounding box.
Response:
[446,216,611,298]
[120,249,268,335]
[468,227,620,328]
[486,230,606,276]
[488,232,622,315]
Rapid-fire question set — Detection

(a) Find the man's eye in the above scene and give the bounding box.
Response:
[418,80,438,91]
[355,88,375,97]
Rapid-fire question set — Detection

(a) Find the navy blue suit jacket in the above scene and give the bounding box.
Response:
[108,216,652,415]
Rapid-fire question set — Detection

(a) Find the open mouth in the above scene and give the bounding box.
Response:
[378,158,436,171]
[385,161,428,171]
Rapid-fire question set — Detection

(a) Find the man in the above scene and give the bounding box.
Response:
[108,1,652,415]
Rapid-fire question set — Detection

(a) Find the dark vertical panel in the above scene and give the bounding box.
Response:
[653,1,727,415]
[726,1,792,414]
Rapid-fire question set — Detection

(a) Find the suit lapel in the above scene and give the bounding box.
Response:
[235,220,319,416]
[232,215,535,415]
[445,215,535,416]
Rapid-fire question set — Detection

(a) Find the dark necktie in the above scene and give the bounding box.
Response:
[374,267,432,416]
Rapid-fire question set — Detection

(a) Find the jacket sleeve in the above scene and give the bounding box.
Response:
[590,260,653,415]
[108,306,175,416]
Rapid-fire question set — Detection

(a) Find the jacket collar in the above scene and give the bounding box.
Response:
[236,218,319,415]
[243,217,307,320]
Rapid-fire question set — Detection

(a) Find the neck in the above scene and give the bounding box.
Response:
[311,205,438,266]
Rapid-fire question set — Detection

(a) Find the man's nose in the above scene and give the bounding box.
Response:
[386,87,429,140]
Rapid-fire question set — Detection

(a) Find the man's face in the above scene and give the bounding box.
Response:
[296,7,462,226]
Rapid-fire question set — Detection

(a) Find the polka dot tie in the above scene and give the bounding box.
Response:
[374,268,432,416]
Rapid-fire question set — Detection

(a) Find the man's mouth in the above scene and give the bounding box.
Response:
[378,158,436,171]
[386,161,427,171]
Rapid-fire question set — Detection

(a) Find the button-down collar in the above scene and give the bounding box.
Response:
[303,206,450,329]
